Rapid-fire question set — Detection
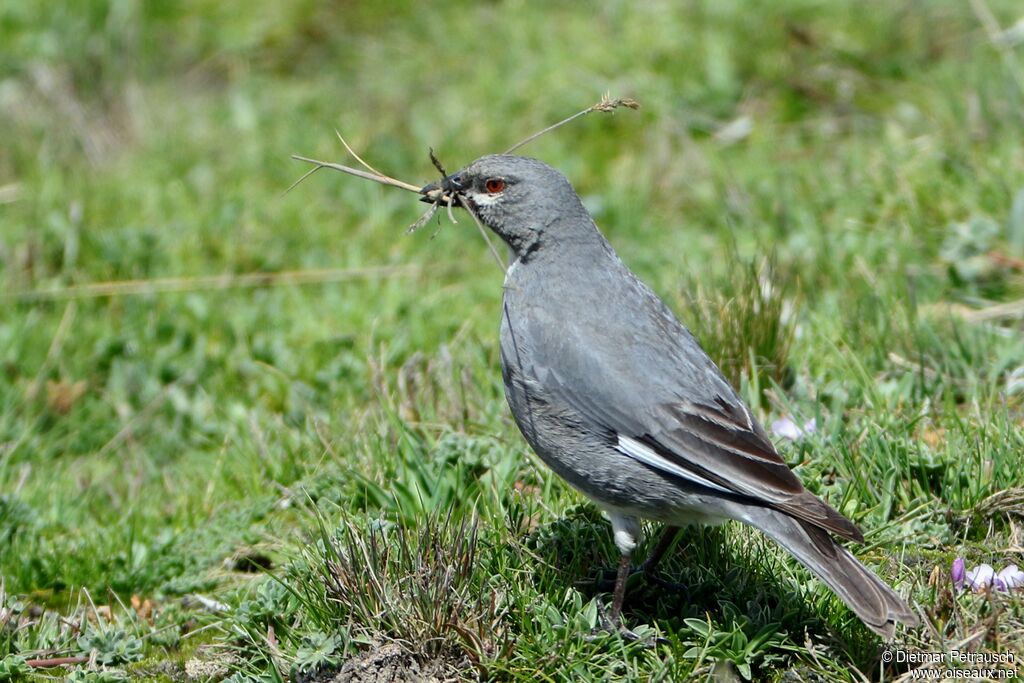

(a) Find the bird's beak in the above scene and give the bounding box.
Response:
[419,179,443,204]
[419,174,465,206]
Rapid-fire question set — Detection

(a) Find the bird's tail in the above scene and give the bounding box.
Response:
[741,507,918,638]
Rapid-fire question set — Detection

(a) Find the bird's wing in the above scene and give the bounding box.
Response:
[515,297,863,543]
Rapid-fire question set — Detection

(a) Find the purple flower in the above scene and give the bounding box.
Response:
[994,564,1024,591]
[952,560,1024,593]
[771,416,817,441]
[965,564,995,592]
[951,558,966,590]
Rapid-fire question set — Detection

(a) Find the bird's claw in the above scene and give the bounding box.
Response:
[584,601,669,648]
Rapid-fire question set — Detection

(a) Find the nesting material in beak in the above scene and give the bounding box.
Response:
[419,180,443,204]
[419,173,464,205]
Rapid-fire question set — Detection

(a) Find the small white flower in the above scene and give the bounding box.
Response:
[771,416,817,441]
[965,564,995,592]
[994,564,1024,591]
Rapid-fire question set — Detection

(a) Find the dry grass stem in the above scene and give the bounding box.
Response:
[334,129,387,177]
[282,163,328,197]
[406,202,440,234]
[26,300,77,401]
[446,195,459,225]
[288,155,423,193]
[964,297,1024,322]
[503,93,640,154]
[462,202,506,272]
[4,265,423,302]
[428,147,449,177]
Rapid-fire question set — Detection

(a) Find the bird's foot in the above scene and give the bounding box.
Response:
[641,571,690,598]
[584,601,669,647]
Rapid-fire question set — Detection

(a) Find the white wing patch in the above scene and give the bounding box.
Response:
[616,434,733,494]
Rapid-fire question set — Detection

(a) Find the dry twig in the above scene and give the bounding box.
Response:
[25,656,89,669]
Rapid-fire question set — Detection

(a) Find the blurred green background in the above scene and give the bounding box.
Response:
[2,1,1023,680]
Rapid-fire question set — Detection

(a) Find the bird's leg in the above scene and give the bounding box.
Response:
[593,551,638,638]
[641,525,681,574]
[639,525,689,595]
[588,514,642,633]
[591,549,668,647]
[584,518,670,647]
[609,551,632,624]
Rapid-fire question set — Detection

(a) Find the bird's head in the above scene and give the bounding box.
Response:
[420,154,591,257]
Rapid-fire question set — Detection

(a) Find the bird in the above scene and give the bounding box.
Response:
[419,154,918,638]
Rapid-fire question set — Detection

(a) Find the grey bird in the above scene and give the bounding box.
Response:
[420,154,918,638]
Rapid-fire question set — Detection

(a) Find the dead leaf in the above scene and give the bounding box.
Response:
[45,379,87,414]
[921,427,947,449]
[513,480,540,497]
[90,605,112,623]
[131,594,153,622]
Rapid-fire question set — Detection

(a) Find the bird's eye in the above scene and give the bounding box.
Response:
[485,178,506,194]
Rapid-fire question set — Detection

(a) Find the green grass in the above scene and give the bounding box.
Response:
[2,0,1024,680]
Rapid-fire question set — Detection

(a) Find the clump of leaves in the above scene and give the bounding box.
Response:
[65,669,130,682]
[1,588,84,661]
[230,577,303,656]
[682,614,792,681]
[352,427,502,525]
[0,655,30,681]
[680,256,795,407]
[291,630,342,680]
[940,215,1006,296]
[76,626,143,666]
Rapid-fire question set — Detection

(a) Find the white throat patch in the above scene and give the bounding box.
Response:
[467,191,503,207]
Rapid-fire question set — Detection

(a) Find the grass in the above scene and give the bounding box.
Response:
[1,0,1024,680]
